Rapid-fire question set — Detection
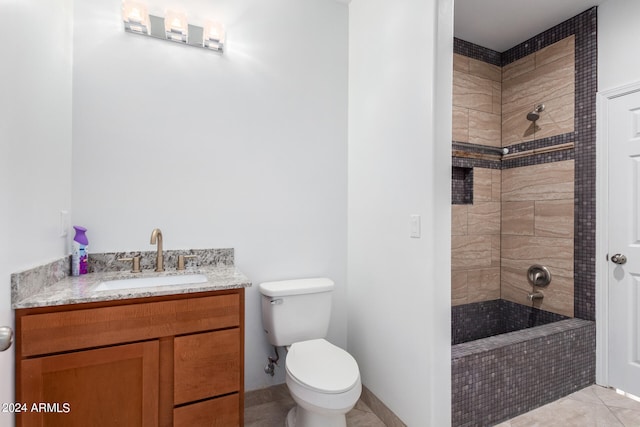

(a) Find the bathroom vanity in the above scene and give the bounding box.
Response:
[11,249,249,427]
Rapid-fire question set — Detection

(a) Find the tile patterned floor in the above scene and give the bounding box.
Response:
[495,385,640,427]
[244,384,386,427]
[246,384,640,426]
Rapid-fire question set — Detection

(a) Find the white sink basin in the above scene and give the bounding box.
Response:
[94,274,208,292]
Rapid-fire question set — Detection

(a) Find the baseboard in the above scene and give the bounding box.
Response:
[360,386,407,427]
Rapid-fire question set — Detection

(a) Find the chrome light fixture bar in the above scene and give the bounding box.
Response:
[122,1,225,53]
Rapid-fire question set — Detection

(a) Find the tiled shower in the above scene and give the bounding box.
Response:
[450,8,597,426]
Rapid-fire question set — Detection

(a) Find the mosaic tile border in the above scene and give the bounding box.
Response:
[452,156,501,170]
[452,318,595,426]
[453,38,501,66]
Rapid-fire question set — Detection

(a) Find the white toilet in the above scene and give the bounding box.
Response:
[259,278,362,427]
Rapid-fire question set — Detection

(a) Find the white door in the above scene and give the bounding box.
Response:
[608,89,640,397]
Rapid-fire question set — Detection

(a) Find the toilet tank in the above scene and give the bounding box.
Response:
[259,278,334,347]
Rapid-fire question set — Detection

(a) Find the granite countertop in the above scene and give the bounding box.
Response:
[11,248,251,309]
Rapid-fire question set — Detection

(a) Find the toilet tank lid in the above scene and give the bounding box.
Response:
[259,278,334,297]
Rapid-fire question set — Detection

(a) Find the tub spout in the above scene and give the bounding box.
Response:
[527,291,544,301]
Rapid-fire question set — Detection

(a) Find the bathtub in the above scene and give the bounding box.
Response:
[451,299,595,426]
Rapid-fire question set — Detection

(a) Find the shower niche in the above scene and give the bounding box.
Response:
[451,166,473,205]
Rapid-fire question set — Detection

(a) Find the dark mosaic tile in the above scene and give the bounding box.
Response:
[454,38,501,66]
[452,319,595,426]
[452,166,473,205]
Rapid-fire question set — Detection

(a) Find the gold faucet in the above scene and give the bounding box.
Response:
[150,228,164,272]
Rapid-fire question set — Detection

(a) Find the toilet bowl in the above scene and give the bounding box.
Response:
[284,339,361,427]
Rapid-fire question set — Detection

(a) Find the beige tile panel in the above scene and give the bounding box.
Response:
[501,266,574,317]
[451,270,468,305]
[491,235,501,268]
[468,110,501,147]
[468,267,501,303]
[452,235,492,270]
[491,169,501,202]
[501,235,573,278]
[453,71,494,113]
[502,201,535,235]
[473,167,493,202]
[502,53,574,114]
[535,35,575,68]
[501,160,574,202]
[453,53,469,73]
[468,202,500,235]
[491,81,501,115]
[452,106,469,142]
[535,200,574,238]
[502,92,574,146]
[451,204,468,236]
[502,54,535,81]
[469,58,501,82]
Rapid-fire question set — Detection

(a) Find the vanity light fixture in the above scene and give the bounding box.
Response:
[122,1,150,35]
[122,1,225,53]
[164,10,188,43]
[204,21,225,52]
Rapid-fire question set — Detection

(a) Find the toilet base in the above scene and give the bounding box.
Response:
[285,405,347,427]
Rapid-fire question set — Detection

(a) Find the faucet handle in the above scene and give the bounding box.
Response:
[177,255,197,271]
[118,256,141,273]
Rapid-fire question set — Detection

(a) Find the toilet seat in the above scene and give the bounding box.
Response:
[286,339,360,394]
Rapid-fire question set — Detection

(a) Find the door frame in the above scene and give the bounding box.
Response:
[595,80,640,387]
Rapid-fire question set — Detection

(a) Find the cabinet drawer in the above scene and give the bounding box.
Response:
[19,293,239,356]
[174,394,239,427]
[174,329,240,405]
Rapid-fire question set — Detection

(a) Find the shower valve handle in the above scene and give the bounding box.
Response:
[611,253,627,265]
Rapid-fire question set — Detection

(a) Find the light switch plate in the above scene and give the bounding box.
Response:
[410,214,421,238]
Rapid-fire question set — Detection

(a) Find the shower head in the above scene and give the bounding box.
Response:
[526,104,545,122]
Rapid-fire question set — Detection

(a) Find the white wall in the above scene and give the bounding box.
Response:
[71,0,348,390]
[0,1,73,426]
[598,0,640,91]
[347,0,452,425]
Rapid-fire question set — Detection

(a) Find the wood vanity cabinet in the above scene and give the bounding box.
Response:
[15,288,245,427]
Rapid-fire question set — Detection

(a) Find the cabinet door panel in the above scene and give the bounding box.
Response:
[174,329,240,405]
[19,341,158,427]
[174,394,239,427]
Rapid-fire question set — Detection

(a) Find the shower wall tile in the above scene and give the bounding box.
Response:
[453,71,494,113]
[491,169,502,201]
[491,81,502,115]
[452,235,493,270]
[535,35,575,68]
[469,58,501,82]
[468,202,501,235]
[502,92,575,147]
[502,55,535,82]
[453,53,470,73]
[501,265,574,317]
[491,235,501,267]
[452,106,469,142]
[473,167,493,202]
[451,205,468,236]
[502,52,575,115]
[501,160,574,202]
[468,110,501,147]
[535,200,574,238]
[468,268,501,303]
[452,271,468,306]
[501,201,535,235]
[501,236,574,278]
